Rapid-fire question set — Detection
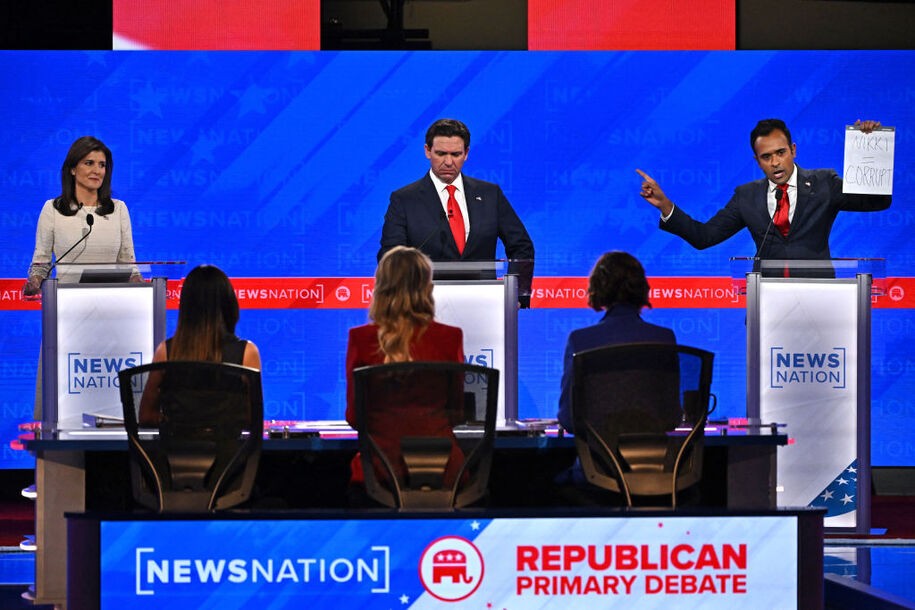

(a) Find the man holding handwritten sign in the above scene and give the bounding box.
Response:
[844,124,895,195]
[636,118,892,261]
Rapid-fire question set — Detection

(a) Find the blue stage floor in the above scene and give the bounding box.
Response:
[824,542,915,609]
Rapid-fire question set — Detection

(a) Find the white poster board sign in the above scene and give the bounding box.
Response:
[759,279,859,528]
[843,125,895,195]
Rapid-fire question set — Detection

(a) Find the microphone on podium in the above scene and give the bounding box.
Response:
[754,188,780,262]
[46,210,95,278]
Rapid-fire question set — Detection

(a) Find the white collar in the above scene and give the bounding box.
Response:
[429,170,465,194]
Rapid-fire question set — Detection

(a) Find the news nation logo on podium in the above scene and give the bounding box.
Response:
[67,352,143,394]
[769,347,847,389]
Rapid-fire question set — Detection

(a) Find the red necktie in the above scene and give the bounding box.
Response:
[445,185,465,255]
[774,184,790,237]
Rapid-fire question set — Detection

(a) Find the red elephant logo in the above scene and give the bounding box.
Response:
[420,535,485,602]
[432,550,472,584]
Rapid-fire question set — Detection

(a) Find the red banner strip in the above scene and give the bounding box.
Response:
[2,276,914,311]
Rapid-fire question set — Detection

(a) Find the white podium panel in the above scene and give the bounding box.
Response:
[42,280,166,430]
[432,278,517,424]
[747,273,871,531]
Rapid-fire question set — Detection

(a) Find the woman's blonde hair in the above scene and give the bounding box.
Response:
[369,246,435,362]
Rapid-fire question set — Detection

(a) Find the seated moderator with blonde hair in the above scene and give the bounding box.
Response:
[138,264,261,426]
[343,246,466,487]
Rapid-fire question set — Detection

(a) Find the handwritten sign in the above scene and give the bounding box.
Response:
[843,125,894,195]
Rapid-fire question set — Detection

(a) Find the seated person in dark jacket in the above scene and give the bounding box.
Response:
[556,251,675,492]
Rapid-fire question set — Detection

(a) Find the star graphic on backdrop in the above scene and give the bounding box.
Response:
[846,466,857,474]
[399,593,410,604]
[613,192,653,236]
[841,494,855,505]
[191,134,219,165]
[131,81,167,118]
[233,83,272,117]
[820,490,834,501]
[836,477,849,486]
[471,521,481,531]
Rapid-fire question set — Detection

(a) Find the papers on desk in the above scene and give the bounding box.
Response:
[262,420,561,440]
[82,411,125,428]
[265,420,355,439]
[673,425,720,434]
[309,421,356,438]
[58,429,129,440]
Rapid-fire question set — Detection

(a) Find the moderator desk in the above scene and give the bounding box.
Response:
[25,422,785,608]
[67,507,824,610]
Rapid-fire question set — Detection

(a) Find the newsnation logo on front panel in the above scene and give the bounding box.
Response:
[100,516,800,609]
[769,346,846,389]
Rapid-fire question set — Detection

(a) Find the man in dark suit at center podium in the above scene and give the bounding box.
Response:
[379,118,535,306]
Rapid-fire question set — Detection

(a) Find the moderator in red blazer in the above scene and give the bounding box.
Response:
[345,320,465,485]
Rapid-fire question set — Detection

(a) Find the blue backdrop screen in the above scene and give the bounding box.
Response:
[1,51,913,468]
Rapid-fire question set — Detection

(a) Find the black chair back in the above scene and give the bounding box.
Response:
[352,361,499,509]
[118,361,264,512]
[571,343,715,508]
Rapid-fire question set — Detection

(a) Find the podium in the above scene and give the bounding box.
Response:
[40,262,183,430]
[33,263,181,607]
[735,257,883,532]
[429,260,525,424]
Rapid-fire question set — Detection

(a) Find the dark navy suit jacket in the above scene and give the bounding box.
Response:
[661,167,892,260]
[379,173,534,292]
[557,304,676,433]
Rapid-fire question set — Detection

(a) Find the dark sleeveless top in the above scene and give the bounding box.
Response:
[164,334,248,364]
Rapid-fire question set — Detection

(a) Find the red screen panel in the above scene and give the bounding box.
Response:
[528,0,735,50]
[113,0,320,50]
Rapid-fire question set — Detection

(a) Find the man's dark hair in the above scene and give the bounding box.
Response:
[750,118,793,154]
[587,251,651,312]
[425,118,471,150]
